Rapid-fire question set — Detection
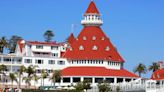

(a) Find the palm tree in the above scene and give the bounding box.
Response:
[18,65,26,89]
[9,73,18,88]
[148,62,160,72]
[41,69,49,86]
[8,35,22,53]
[44,30,54,42]
[49,70,61,88]
[33,74,40,89]
[24,65,38,88]
[0,36,8,53]
[0,64,7,88]
[133,63,147,77]
[23,76,32,88]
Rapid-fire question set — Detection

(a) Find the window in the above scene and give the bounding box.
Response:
[83,36,87,40]
[79,45,84,50]
[36,45,43,49]
[92,45,98,50]
[101,37,105,40]
[35,59,43,64]
[73,77,81,82]
[105,46,110,51]
[95,78,103,83]
[58,60,65,65]
[63,77,70,83]
[24,59,32,64]
[52,53,58,57]
[51,46,58,50]
[48,60,55,64]
[92,36,96,40]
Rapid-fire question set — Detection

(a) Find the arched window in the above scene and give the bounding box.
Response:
[83,36,87,40]
[101,37,105,40]
[92,45,98,50]
[79,45,84,50]
[105,46,110,51]
[92,36,96,40]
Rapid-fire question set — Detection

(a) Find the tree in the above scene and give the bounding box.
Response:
[23,65,38,88]
[41,69,49,86]
[97,80,112,92]
[49,70,61,88]
[0,64,7,88]
[18,65,26,89]
[9,73,18,88]
[33,73,40,89]
[148,62,160,72]
[83,80,92,92]
[44,30,54,42]
[74,80,91,92]
[8,35,22,53]
[0,36,8,53]
[23,76,32,88]
[133,63,147,77]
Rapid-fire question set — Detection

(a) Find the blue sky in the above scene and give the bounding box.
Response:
[0,0,164,78]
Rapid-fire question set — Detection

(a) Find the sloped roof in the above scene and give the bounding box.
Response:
[17,40,24,53]
[63,26,124,62]
[67,33,75,44]
[85,1,99,14]
[151,69,164,80]
[62,66,139,78]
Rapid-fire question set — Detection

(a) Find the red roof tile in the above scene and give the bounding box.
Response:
[151,69,164,80]
[67,33,75,44]
[85,1,99,14]
[62,26,124,62]
[62,66,139,78]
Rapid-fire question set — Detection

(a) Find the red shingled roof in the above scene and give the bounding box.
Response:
[63,26,124,62]
[67,33,75,44]
[85,1,99,14]
[151,69,164,80]
[62,67,139,78]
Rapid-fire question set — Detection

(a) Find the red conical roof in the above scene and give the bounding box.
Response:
[85,1,100,14]
[62,26,124,62]
[67,33,75,44]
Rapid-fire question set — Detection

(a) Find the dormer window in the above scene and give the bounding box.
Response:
[105,46,110,51]
[79,45,84,50]
[92,45,98,50]
[92,36,96,40]
[101,37,105,40]
[83,36,87,40]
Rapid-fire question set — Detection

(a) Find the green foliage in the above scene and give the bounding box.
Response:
[148,62,160,72]
[44,30,54,42]
[74,80,92,92]
[116,86,120,92]
[133,63,147,77]
[49,70,61,87]
[9,73,18,88]
[0,36,8,53]
[97,80,112,92]
[8,35,22,53]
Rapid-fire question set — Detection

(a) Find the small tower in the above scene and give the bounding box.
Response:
[81,1,103,26]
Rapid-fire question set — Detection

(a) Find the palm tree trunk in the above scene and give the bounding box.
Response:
[19,74,21,89]
[43,79,44,86]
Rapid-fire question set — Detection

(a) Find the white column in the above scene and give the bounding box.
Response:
[81,77,84,82]
[123,78,126,83]
[60,77,63,86]
[114,77,117,84]
[92,77,95,85]
[70,77,73,84]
